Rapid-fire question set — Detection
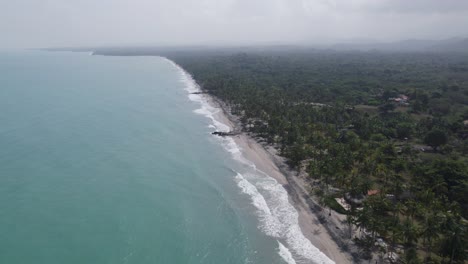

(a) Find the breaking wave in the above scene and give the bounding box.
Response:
[165,58,334,264]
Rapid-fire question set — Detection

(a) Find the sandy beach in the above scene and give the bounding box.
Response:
[208,96,354,264]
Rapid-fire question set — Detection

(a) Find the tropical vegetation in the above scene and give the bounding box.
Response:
[166,50,468,263]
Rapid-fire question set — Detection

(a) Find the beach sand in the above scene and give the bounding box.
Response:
[209,96,354,264]
[92,54,358,263]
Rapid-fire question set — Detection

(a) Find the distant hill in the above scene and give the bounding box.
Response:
[44,36,468,55]
[329,37,468,53]
[429,37,468,52]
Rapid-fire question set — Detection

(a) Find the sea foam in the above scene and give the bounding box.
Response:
[165,58,335,264]
[279,241,297,264]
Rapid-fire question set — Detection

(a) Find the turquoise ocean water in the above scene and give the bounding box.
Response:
[0,51,332,264]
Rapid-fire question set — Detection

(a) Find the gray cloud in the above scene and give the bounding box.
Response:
[348,0,468,14]
[0,0,467,48]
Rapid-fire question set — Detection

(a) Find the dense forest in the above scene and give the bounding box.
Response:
[166,50,468,263]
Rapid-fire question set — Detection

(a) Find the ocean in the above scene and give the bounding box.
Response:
[0,51,332,264]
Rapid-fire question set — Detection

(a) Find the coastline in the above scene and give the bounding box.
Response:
[163,55,355,263]
[91,53,355,263]
[206,95,354,264]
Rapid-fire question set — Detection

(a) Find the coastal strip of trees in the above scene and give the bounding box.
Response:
[168,50,468,263]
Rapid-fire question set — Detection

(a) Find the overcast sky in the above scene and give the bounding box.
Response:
[1,0,468,48]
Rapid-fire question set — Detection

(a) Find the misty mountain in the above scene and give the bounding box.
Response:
[429,37,468,52]
[330,37,468,52]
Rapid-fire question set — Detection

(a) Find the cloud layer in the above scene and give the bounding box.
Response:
[1,0,467,48]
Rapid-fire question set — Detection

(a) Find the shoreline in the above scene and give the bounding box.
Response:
[91,53,356,263]
[205,95,354,264]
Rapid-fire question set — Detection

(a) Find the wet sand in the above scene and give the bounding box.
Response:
[209,96,353,264]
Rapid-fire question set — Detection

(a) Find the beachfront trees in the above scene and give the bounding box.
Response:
[169,50,468,263]
[421,211,441,262]
[438,209,467,264]
[401,219,419,261]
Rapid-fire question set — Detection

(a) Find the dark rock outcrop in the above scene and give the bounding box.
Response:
[212,131,239,137]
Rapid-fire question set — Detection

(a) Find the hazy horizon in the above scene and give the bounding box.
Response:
[1,0,468,49]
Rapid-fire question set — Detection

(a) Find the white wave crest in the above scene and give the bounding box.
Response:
[165,58,334,264]
[235,172,334,264]
[278,241,297,264]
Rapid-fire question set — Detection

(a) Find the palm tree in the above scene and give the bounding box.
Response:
[439,209,467,264]
[404,246,420,264]
[346,204,357,239]
[389,202,404,256]
[404,199,420,223]
[420,211,441,262]
[401,219,419,257]
[355,205,372,238]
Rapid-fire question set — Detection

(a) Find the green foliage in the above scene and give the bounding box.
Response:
[438,212,467,263]
[323,195,348,215]
[379,103,396,114]
[424,129,448,150]
[370,133,387,142]
[169,50,468,262]
[396,123,413,139]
